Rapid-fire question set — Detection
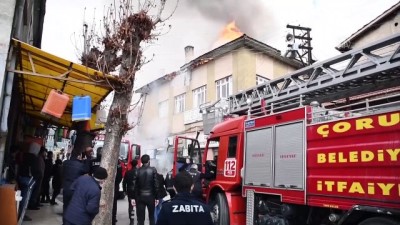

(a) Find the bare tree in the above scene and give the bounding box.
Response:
[79,0,177,224]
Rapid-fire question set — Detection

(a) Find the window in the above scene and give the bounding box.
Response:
[228,136,237,158]
[158,100,168,118]
[193,86,206,108]
[207,138,220,161]
[174,94,185,113]
[256,75,269,85]
[216,76,232,100]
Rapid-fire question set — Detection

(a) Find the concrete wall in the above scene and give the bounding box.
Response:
[256,54,274,79]
[215,53,233,81]
[272,59,298,79]
[0,0,17,178]
[171,73,186,134]
[233,47,257,93]
[206,61,216,103]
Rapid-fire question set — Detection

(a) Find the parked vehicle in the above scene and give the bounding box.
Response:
[93,137,141,198]
[171,34,400,225]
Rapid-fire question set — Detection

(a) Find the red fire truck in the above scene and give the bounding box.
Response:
[172,33,400,225]
[93,136,141,198]
[93,136,142,174]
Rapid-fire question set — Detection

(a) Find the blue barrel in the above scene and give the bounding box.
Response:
[72,96,92,121]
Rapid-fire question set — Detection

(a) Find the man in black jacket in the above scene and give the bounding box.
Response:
[123,159,138,225]
[133,154,159,225]
[64,167,108,225]
[156,171,213,225]
[62,153,89,224]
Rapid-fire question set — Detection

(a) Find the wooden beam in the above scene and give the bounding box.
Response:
[8,69,111,87]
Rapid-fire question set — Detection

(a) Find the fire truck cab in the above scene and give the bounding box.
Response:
[93,138,142,175]
[193,34,400,225]
[93,137,142,199]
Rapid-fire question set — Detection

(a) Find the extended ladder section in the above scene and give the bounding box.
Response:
[229,33,400,115]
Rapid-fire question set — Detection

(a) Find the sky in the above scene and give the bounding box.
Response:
[41,0,399,89]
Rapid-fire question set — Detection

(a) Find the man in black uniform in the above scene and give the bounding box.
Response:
[156,171,213,225]
[123,159,138,225]
[134,154,159,225]
[188,164,202,200]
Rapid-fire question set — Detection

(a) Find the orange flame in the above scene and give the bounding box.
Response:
[213,21,243,48]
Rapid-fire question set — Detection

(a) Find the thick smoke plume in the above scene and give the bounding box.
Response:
[181,0,275,39]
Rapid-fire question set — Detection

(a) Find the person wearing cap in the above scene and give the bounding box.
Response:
[64,167,108,225]
[62,152,89,223]
[155,171,213,225]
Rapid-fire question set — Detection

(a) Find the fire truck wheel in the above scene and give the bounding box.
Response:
[210,193,230,225]
[359,217,399,225]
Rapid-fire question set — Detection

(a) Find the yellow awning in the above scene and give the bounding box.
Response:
[9,39,116,129]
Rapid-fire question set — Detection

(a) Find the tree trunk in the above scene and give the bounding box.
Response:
[90,3,168,224]
[93,89,133,225]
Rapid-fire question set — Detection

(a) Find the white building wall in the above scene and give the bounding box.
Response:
[215,53,233,80]
[157,82,170,102]
[351,13,400,50]
[191,66,207,89]
[171,73,186,96]
[256,54,274,79]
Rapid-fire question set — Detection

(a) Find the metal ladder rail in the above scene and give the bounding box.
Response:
[229,33,400,115]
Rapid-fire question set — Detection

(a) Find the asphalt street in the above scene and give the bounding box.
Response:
[23,196,150,225]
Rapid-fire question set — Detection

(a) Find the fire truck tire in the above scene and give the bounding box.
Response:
[210,193,230,225]
[358,217,399,225]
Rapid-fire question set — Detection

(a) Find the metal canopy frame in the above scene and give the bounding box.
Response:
[8,39,118,128]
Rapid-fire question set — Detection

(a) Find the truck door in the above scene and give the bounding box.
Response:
[172,136,202,177]
[211,135,240,184]
[129,144,141,170]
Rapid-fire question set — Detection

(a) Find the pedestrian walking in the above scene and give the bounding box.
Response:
[123,159,138,225]
[64,167,108,225]
[50,159,63,205]
[62,152,89,223]
[133,154,159,225]
[28,145,45,209]
[155,171,213,225]
[41,151,53,203]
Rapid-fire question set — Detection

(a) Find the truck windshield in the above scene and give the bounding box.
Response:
[206,139,220,161]
[119,143,129,161]
[93,140,129,161]
[176,139,201,164]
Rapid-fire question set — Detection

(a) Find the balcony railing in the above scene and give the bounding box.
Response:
[184,108,203,124]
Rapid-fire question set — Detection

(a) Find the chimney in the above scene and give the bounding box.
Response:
[184,46,194,63]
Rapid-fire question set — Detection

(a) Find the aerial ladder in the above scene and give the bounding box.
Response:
[224,33,400,118]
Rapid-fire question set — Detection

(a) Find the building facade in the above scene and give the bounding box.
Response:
[336,2,400,52]
[0,0,46,178]
[136,35,302,151]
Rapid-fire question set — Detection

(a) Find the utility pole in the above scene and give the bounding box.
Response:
[284,24,314,66]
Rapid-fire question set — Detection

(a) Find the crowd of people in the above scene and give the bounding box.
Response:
[12,140,215,225]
